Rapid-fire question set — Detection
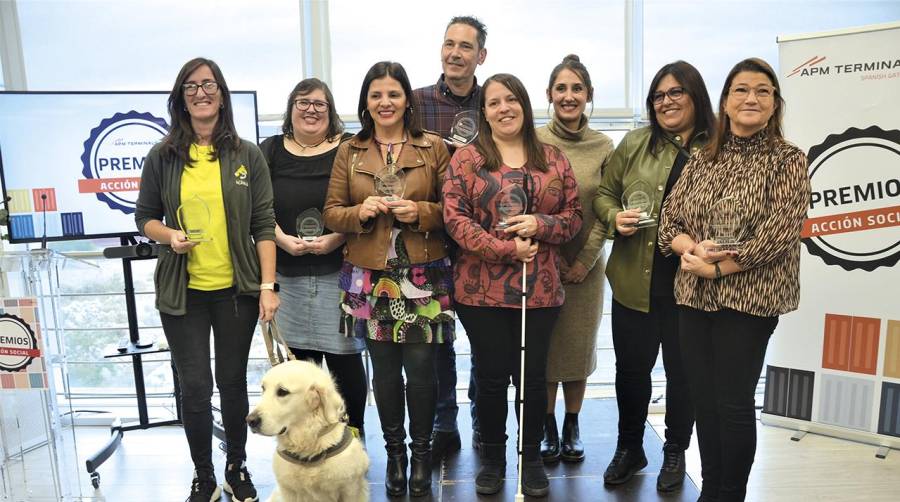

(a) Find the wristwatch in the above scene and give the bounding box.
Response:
[260,282,280,292]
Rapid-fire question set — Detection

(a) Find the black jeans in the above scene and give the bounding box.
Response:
[456,304,560,447]
[679,306,778,502]
[159,287,258,472]
[290,348,367,431]
[611,297,693,450]
[365,339,437,448]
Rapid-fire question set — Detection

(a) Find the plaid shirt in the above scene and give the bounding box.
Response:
[413,75,481,155]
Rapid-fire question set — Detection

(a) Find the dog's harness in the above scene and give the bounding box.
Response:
[278,426,355,466]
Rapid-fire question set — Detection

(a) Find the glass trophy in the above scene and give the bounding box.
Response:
[621,180,657,228]
[708,196,745,251]
[295,207,325,242]
[374,166,406,201]
[176,194,212,242]
[448,110,479,145]
[495,183,527,230]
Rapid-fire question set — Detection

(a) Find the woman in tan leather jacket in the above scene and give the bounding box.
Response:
[323,61,453,499]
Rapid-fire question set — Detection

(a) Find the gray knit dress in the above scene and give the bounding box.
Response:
[537,116,614,381]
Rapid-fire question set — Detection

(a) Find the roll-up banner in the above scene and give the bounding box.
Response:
[762,22,900,449]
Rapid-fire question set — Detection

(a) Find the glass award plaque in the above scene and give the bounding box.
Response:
[621,180,657,228]
[295,207,325,242]
[708,196,745,251]
[374,166,406,201]
[176,194,212,242]
[495,183,527,230]
[448,110,479,145]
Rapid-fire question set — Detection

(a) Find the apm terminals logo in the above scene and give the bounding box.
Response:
[802,126,900,271]
[79,111,169,214]
[788,54,900,79]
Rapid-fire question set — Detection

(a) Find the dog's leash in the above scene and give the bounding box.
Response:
[278,427,355,466]
[261,318,295,366]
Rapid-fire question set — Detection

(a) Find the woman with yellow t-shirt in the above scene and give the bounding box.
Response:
[135,57,277,502]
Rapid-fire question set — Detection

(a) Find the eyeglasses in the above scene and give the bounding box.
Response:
[294,99,329,113]
[652,86,686,105]
[730,85,776,100]
[182,81,219,96]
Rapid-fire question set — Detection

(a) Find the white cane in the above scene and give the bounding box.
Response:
[515,258,527,502]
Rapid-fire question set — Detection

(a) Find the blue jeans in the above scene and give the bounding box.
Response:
[159,287,258,472]
[434,340,472,433]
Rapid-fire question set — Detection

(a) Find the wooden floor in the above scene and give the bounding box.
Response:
[5,398,900,501]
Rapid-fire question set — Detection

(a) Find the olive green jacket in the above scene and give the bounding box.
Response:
[135,139,276,315]
[593,126,706,312]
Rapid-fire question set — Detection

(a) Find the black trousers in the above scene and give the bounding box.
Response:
[679,306,778,502]
[456,304,560,447]
[611,297,693,450]
[290,348,367,431]
[159,287,258,473]
[365,339,437,448]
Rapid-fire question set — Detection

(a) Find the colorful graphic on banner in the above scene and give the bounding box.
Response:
[0,299,48,391]
[763,23,900,447]
[79,111,169,214]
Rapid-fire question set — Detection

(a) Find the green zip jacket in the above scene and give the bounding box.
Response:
[593,126,706,313]
[135,139,276,315]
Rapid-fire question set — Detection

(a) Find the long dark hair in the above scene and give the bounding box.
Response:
[161,57,240,165]
[645,60,715,155]
[281,78,344,139]
[475,73,549,173]
[356,61,422,141]
[705,57,785,161]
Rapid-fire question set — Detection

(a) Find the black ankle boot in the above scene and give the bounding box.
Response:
[540,414,561,464]
[522,445,550,497]
[408,439,432,497]
[385,443,408,497]
[475,443,506,495]
[560,412,585,462]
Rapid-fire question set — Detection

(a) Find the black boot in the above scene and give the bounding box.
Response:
[385,443,408,497]
[408,439,432,497]
[521,445,550,497]
[372,374,408,497]
[475,443,506,495]
[560,412,585,462]
[540,414,561,464]
[406,363,436,497]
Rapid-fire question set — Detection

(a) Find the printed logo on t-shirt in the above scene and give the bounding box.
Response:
[234,165,248,186]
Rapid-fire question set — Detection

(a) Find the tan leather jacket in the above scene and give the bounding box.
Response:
[323,132,450,270]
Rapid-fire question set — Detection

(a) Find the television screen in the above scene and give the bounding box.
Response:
[0,91,259,244]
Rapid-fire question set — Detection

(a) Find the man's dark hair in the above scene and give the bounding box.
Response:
[446,16,487,50]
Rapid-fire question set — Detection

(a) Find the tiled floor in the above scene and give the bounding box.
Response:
[63,398,696,501]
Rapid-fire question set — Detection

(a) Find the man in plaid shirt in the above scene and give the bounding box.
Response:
[412,15,487,461]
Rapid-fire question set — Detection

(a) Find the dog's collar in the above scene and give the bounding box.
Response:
[278,426,354,466]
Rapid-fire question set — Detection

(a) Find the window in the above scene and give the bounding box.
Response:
[329,0,627,115]
[643,0,900,105]
[17,0,302,115]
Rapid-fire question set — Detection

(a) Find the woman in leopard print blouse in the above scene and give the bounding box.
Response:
[658,58,811,502]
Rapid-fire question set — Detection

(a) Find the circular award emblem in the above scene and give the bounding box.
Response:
[80,111,169,214]
[803,126,900,271]
[0,314,39,372]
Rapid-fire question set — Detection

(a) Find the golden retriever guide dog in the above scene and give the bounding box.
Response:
[247,360,369,502]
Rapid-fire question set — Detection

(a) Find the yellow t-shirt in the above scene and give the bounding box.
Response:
[181,144,233,290]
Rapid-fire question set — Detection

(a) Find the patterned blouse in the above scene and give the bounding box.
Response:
[658,130,811,317]
[442,144,583,309]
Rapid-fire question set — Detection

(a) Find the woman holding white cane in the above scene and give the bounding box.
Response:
[442,73,582,498]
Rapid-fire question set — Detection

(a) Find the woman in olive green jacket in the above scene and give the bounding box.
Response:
[592,61,715,493]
